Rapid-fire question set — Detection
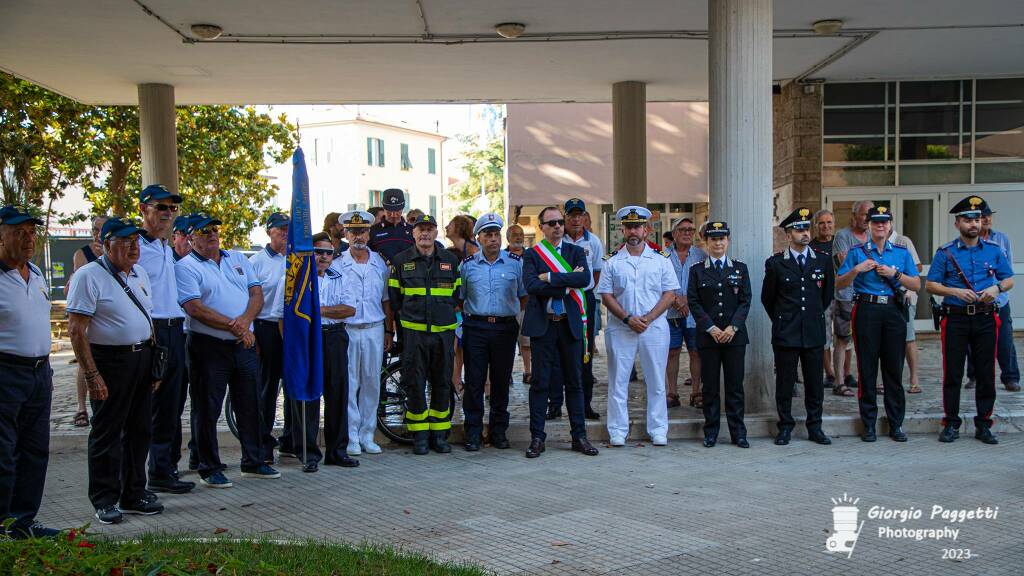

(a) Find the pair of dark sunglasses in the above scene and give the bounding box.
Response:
[313,248,335,256]
[542,219,565,227]
[150,203,179,212]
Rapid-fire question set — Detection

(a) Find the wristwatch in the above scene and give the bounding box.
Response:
[622,314,632,325]
[999,283,1007,293]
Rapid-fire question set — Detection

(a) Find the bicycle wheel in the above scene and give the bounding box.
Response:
[224,391,240,440]
[377,356,413,444]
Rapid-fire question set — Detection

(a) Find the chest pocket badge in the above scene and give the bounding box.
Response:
[727,273,741,294]
[440,263,453,271]
[403,262,416,271]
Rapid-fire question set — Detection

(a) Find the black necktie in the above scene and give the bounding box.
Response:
[715,260,723,273]
[798,253,806,271]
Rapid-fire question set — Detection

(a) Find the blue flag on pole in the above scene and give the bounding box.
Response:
[282,147,323,402]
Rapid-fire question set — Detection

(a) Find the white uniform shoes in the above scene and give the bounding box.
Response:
[609,435,626,447]
[346,441,362,456]
[652,435,668,446]
[361,438,383,454]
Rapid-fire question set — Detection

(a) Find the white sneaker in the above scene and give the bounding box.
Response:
[361,439,383,454]
[346,441,362,456]
[609,435,626,447]
[652,435,668,446]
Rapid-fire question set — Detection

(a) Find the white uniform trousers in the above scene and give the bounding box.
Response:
[605,319,670,440]
[346,322,385,443]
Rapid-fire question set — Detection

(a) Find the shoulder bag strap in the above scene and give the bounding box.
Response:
[101,256,156,343]
[941,247,975,292]
[860,243,904,294]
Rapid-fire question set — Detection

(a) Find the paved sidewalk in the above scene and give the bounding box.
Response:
[39,434,1023,575]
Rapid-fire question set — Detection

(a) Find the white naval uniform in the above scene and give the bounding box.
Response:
[332,249,390,445]
[595,244,679,440]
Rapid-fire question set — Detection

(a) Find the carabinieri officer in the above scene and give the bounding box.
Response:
[761,208,834,446]
[460,213,526,451]
[687,221,752,448]
[0,205,59,538]
[927,195,1013,445]
[836,205,920,443]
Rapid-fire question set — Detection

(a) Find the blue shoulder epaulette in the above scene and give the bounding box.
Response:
[325,268,341,279]
[507,251,522,261]
[462,254,474,264]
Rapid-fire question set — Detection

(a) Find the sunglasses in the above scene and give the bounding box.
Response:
[542,219,565,227]
[150,203,179,213]
[193,226,219,236]
[313,248,334,256]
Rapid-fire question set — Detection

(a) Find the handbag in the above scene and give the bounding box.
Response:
[101,257,168,382]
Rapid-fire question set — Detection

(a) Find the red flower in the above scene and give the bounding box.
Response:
[207,562,218,574]
[109,568,124,576]
[66,528,78,542]
[77,540,96,549]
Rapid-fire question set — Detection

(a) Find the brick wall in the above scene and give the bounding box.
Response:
[773,82,822,250]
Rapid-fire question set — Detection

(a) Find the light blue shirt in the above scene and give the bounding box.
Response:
[668,245,706,327]
[987,229,1013,307]
[0,261,51,357]
[176,249,261,340]
[837,241,918,297]
[138,233,184,319]
[927,238,1013,307]
[462,251,526,317]
[562,229,604,280]
[333,248,390,325]
[249,245,286,320]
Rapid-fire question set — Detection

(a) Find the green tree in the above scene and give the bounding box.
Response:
[449,135,505,216]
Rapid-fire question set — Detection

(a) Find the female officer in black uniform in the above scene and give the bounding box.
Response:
[687,222,752,448]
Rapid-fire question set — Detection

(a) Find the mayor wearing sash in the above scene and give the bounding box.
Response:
[521,205,599,458]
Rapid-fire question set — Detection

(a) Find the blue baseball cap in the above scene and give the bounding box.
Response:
[0,205,44,226]
[100,217,144,241]
[187,212,223,234]
[564,198,586,214]
[265,212,290,230]
[139,184,182,204]
[172,215,194,233]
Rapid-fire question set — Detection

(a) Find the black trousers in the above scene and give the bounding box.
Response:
[529,320,587,441]
[774,346,825,432]
[548,290,596,410]
[941,311,999,429]
[462,317,518,438]
[321,325,349,462]
[188,332,262,477]
[700,344,746,439]
[852,301,906,429]
[0,354,51,530]
[966,304,1019,383]
[148,318,187,482]
[88,344,152,508]
[400,329,455,432]
[254,319,290,461]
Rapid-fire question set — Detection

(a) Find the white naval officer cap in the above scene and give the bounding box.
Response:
[615,205,651,224]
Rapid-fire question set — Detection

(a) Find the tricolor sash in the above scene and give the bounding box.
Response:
[533,239,589,363]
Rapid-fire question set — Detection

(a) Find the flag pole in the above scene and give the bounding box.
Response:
[301,400,307,464]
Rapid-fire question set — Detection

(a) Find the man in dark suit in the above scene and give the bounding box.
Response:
[521,206,600,458]
[761,208,834,447]
[687,221,752,448]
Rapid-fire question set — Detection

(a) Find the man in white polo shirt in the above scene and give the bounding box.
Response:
[248,212,293,464]
[176,213,276,488]
[68,217,164,525]
[334,210,393,456]
[0,205,60,539]
[136,184,194,495]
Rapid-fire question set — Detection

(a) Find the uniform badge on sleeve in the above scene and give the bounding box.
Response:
[440,263,452,271]
[235,267,244,275]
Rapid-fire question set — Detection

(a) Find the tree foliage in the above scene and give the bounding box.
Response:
[1,72,298,247]
[449,134,505,216]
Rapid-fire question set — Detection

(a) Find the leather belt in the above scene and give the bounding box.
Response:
[322,323,347,333]
[345,321,384,330]
[255,318,280,325]
[153,318,184,327]
[91,341,150,353]
[944,304,998,316]
[466,315,516,324]
[548,314,567,322]
[0,351,49,368]
[856,294,895,305]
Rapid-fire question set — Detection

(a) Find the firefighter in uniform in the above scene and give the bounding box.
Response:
[761,208,834,446]
[836,206,920,443]
[388,213,463,455]
[369,188,414,264]
[927,195,1013,445]
[687,221,752,448]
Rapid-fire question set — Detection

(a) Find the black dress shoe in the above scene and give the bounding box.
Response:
[545,407,562,420]
[862,427,877,442]
[938,425,959,443]
[584,407,601,420]
[702,433,717,448]
[808,430,832,445]
[889,427,908,442]
[571,437,599,455]
[491,435,510,449]
[302,461,319,473]
[733,437,750,449]
[526,438,545,458]
[464,440,480,452]
[774,430,791,446]
[148,478,196,494]
[325,455,360,467]
[1005,381,1021,392]
[975,426,999,445]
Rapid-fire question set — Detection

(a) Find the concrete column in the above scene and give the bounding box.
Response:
[709,0,774,413]
[612,81,647,210]
[138,84,179,194]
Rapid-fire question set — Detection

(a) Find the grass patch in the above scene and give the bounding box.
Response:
[0,528,489,575]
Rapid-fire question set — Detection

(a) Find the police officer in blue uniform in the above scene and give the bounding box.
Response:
[927,196,1014,445]
[368,189,414,264]
[460,213,527,451]
[687,221,752,448]
[836,205,920,442]
[762,208,834,446]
